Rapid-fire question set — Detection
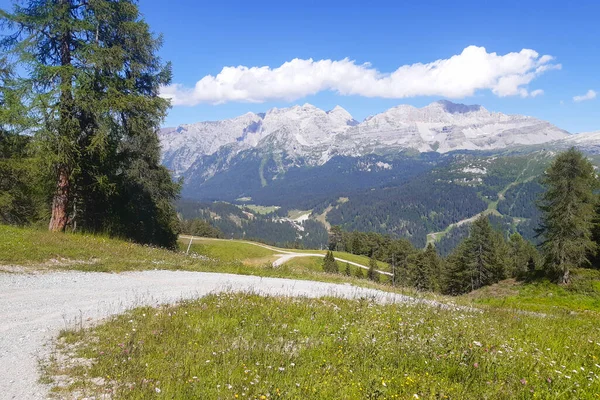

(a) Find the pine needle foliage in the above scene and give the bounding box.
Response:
[1,0,180,247]
[537,148,598,283]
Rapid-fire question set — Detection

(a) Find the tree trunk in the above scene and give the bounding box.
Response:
[49,165,70,232]
[49,0,73,232]
[561,268,570,285]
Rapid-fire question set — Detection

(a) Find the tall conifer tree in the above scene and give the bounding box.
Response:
[537,148,598,283]
[1,0,180,247]
[367,256,379,282]
[443,215,507,294]
[412,243,441,291]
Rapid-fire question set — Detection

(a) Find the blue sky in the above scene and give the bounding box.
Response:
[2,0,599,132]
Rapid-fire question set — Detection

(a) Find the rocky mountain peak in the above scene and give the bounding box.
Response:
[160,101,571,178]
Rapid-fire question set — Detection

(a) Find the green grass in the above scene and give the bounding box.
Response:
[0,224,213,272]
[283,256,391,284]
[464,281,600,318]
[47,292,600,399]
[239,205,280,215]
[272,247,388,270]
[185,239,278,264]
[331,251,389,271]
[463,269,600,315]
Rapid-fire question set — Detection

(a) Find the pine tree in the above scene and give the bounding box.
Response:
[387,238,416,286]
[180,219,224,238]
[0,57,37,224]
[367,256,379,282]
[412,243,442,291]
[442,216,508,295]
[537,148,598,283]
[323,251,338,274]
[1,0,180,247]
[328,226,343,251]
[467,216,507,289]
[507,232,539,279]
[443,241,472,295]
[354,266,365,279]
[344,262,351,276]
[588,201,600,269]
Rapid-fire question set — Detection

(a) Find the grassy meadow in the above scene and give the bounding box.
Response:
[47,293,600,399]
[463,269,600,315]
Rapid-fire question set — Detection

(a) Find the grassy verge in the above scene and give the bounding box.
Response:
[462,269,600,315]
[185,240,278,265]
[46,292,600,399]
[0,225,213,272]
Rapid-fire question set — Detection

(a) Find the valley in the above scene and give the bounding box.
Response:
[2,0,600,398]
[426,154,542,245]
[164,101,600,254]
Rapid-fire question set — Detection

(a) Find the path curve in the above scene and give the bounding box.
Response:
[180,235,393,276]
[0,270,416,399]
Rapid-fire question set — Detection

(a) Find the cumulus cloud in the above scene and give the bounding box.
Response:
[161,46,560,106]
[573,89,597,103]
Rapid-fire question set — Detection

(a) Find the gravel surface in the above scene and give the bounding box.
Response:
[0,270,415,399]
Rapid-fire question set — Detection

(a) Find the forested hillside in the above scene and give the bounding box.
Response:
[177,200,329,248]
[184,152,442,210]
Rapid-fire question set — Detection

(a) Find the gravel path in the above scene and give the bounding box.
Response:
[0,270,414,399]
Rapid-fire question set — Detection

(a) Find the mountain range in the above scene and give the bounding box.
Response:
[159,100,573,178]
[162,100,600,250]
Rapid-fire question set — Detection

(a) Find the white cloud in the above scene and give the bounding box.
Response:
[161,46,561,106]
[530,89,544,98]
[573,89,597,103]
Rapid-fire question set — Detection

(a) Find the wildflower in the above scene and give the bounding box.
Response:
[155,388,161,393]
[520,378,527,385]
[473,363,479,368]
[473,341,482,347]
